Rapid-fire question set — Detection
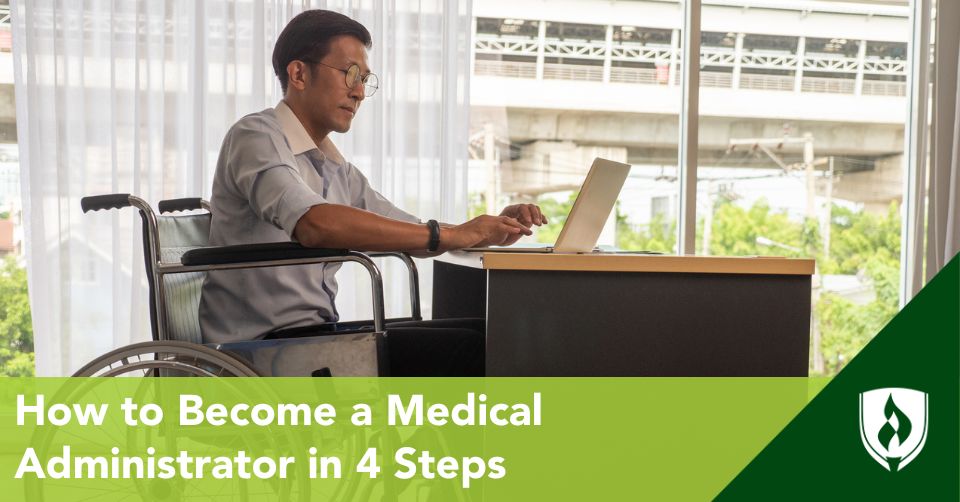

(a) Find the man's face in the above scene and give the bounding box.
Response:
[301,35,369,136]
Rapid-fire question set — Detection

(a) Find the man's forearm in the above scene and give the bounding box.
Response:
[406,223,455,258]
[294,203,433,251]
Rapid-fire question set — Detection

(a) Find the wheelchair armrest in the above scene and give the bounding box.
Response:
[81,193,132,212]
[159,197,208,213]
[177,243,386,332]
[181,242,350,266]
[366,252,422,321]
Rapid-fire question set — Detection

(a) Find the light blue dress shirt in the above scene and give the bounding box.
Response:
[199,101,420,343]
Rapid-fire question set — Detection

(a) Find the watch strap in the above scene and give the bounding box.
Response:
[427,219,441,252]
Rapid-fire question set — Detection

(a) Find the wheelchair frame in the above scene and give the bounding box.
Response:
[76,193,423,377]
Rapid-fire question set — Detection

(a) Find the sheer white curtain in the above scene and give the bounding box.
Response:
[11,0,471,376]
[925,0,960,278]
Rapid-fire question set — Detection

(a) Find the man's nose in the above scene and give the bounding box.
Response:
[348,80,364,101]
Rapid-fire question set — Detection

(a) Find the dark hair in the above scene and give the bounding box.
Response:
[272,10,372,93]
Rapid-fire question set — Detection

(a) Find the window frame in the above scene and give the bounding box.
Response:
[673,0,929,308]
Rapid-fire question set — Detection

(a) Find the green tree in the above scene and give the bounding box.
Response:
[0,256,35,376]
[814,202,900,374]
[533,192,578,245]
[534,193,677,252]
[467,192,486,220]
[617,209,676,252]
[475,190,901,376]
[468,191,580,245]
[693,197,901,375]
[698,198,818,258]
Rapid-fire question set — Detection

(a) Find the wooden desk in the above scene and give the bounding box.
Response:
[433,253,815,376]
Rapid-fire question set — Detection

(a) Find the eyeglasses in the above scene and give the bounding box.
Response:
[307,60,379,97]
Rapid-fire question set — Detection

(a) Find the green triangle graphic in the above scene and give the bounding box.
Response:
[715,254,959,500]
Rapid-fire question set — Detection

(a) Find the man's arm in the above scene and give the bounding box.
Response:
[294,203,533,252]
[406,223,458,258]
[336,162,547,254]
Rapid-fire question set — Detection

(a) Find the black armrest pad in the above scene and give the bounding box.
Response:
[181,242,350,266]
[81,194,131,213]
[159,197,203,213]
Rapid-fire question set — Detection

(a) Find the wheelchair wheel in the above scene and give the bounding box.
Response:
[121,376,312,501]
[72,341,260,377]
[26,348,317,502]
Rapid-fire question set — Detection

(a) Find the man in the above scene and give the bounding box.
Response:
[199,10,546,376]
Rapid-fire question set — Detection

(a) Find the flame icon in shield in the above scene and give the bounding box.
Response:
[859,388,929,472]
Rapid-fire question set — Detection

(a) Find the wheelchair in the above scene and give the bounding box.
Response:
[26,195,470,502]
[75,193,424,378]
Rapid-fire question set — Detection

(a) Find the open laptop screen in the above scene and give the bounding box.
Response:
[463,157,631,254]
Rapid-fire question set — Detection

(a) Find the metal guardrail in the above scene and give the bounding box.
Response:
[609,67,662,85]
[474,59,536,79]
[739,72,795,92]
[801,75,857,94]
[477,32,906,76]
[474,59,906,97]
[702,71,734,89]
[542,62,603,82]
[861,79,908,97]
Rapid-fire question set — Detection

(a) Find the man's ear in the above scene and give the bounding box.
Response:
[286,60,309,92]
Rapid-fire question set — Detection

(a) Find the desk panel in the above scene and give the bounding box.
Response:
[433,253,813,377]
[485,268,810,376]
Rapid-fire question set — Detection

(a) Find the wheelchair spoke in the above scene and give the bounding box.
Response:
[73,341,260,378]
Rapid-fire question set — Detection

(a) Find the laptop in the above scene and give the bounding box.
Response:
[464,157,631,254]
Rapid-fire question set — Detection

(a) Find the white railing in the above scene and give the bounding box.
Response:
[741,52,799,70]
[801,75,857,94]
[701,47,737,67]
[475,26,908,82]
[474,59,537,79]
[543,39,607,60]
[861,79,907,97]
[862,58,907,75]
[610,44,673,64]
[701,71,734,88]
[803,54,859,73]
[475,36,540,57]
[542,62,604,82]
[609,67,660,85]
[739,72,796,92]
[473,59,906,97]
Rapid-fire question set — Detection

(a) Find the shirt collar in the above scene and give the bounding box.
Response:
[275,100,348,165]
[275,100,317,155]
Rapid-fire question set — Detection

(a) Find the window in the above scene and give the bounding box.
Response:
[470,0,915,376]
[697,1,911,375]
[470,1,681,253]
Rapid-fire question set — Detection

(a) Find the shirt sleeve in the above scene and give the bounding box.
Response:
[223,115,327,239]
[346,163,422,224]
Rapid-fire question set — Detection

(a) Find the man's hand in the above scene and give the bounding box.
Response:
[499,203,548,227]
[440,215,533,251]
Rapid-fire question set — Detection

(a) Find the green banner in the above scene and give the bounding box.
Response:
[717,254,959,500]
[1,256,954,501]
[0,377,826,501]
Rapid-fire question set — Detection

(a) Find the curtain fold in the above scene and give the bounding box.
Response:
[949,53,960,260]
[924,0,960,281]
[12,0,471,376]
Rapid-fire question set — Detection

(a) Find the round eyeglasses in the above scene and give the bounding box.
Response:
[309,61,379,97]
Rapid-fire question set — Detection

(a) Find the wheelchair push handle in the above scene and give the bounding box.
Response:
[81,193,132,213]
[158,197,206,214]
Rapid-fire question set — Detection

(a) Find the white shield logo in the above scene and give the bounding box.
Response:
[859,388,928,472]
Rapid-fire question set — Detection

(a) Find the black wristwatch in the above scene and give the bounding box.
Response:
[426,219,441,252]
